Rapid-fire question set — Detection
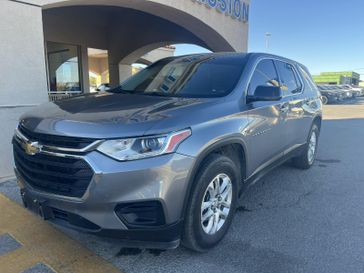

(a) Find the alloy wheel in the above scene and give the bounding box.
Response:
[200,173,232,235]
[308,131,317,164]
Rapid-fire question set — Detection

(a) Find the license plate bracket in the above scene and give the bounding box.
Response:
[21,190,54,220]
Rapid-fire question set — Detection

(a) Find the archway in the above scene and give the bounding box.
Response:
[41,0,240,51]
[42,1,248,89]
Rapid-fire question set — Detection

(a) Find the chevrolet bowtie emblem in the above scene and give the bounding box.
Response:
[23,141,42,155]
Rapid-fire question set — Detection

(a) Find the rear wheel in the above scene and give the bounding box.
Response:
[292,123,320,169]
[182,154,239,252]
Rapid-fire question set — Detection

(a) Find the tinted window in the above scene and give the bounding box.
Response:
[276,61,302,95]
[116,55,247,98]
[248,59,280,95]
[298,66,317,91]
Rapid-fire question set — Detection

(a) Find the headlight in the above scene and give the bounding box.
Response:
[97,129,191,161]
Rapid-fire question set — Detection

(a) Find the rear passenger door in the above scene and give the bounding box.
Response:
[274,60,305,150]
[245,59,288,176]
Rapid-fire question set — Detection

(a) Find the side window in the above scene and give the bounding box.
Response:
[248,59,280,95]
[298,65,317,91]
[275,61,302,95]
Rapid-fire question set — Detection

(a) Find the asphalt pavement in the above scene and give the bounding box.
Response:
[1,98,364,273]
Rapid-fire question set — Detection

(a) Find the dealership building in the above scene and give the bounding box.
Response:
[313,71,360,86]
[0,0,250,179]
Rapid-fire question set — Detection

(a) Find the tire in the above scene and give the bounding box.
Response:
[182,154,239,252]
[321,96,328,105]
[292,123,320,169]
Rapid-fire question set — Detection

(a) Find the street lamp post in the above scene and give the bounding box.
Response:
[265,32,272,51]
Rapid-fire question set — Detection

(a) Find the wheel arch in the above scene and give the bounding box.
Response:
[180,137,248,221]
[313,115,322,131]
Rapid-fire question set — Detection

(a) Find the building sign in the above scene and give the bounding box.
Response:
[191,0,249,23]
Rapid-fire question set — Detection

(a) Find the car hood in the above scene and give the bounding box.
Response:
[20,92,222,138]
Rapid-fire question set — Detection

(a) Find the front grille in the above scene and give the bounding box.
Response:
[19,125,95,149]
[13,139,94,198]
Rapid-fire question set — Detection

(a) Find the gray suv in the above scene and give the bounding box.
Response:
[13,53,322,252]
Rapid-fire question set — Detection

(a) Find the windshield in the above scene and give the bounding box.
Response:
[114,55,247,98]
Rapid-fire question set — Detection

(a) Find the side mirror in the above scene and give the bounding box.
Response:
[247,86,282,102]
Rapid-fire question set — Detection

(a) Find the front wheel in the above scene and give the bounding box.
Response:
[292,123,320,169]
[182,154,239,252]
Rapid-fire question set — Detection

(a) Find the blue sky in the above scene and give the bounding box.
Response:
[175,0,364,77]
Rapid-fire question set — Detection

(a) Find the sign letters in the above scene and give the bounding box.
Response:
[191,0,249,23]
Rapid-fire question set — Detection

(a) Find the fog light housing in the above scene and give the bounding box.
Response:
[115,201,166,228]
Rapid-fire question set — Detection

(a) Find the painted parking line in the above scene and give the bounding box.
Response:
[0,194,122,273]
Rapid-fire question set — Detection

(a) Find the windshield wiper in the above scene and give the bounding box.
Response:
[143,91,174,97]
[107,87,135,94]
[108,88,176,97]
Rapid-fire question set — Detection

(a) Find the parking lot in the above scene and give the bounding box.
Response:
[1,97,364,273]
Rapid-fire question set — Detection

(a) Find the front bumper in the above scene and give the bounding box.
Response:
[15,151,195,249]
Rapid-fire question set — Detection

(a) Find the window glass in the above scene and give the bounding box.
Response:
[248,59,279,95]
[276,61,302,95]
[47,42,82,92]
[118,55,248,98]
[298,66,317,91]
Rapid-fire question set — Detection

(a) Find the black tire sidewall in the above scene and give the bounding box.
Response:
[292,123,320,170]
[186,155,239,250]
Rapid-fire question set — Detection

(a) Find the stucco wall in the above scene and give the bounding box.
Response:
[0,1,48,179]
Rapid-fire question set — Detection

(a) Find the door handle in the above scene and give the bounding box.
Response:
[279,103,289,113]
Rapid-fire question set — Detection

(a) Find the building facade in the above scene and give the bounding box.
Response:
[0,0,250,178]
[313,71,360,85]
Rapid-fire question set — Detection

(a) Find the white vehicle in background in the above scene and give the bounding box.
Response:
[342,85,364,97]
[96,83,111,92]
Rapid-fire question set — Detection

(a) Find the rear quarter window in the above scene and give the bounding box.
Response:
[298,65,318,91]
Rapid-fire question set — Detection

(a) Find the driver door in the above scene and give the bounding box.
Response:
[244,59,288,176]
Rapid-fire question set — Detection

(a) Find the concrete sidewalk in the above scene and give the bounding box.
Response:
[0,193,121,273]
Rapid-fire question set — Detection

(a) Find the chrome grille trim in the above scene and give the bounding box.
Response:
[14,127,103,155]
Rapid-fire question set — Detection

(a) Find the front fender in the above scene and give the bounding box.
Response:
[176,113,250,160]
[176,115,251,220]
